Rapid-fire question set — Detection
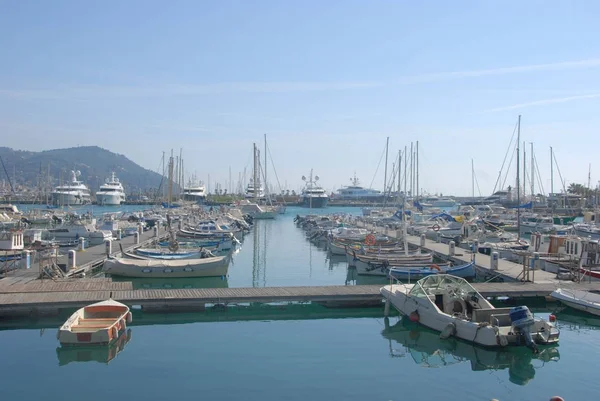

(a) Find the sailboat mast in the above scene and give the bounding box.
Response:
[409,142,413,197]
[530,143,534,198]
[397,149,401,205]
[416,140,419,200]
[550,146,554,197]
[253,143,258,201]
[168,150,174,206]
[403,145,407,197]
[384,137,389,195]
[264,134,267,198]
[516,115,521,234]
[523,141,527,199]
[471,159,474,199]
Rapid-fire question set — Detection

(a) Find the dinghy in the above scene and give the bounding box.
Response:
[550,288,600,316]
[381,275,559,351]
[57,299,131,346]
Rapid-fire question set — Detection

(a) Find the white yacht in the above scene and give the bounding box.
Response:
[335,173,381,200]
[420,196,457,208]
[51,170,91,206]
[182,179,207,203]
[244,179,265,199]
[96,172,126,206]
[301,170,328,208]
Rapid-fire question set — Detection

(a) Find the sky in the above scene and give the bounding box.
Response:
[1,0,600,196]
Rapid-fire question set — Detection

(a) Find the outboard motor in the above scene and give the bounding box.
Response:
[510,306,538,353]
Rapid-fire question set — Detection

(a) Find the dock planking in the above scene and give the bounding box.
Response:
[2,281,600,316]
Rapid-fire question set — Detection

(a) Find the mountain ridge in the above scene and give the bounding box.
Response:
[0,146,164,194]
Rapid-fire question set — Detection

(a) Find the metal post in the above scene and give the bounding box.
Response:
[105,240,112,256]
[134,232,140,245]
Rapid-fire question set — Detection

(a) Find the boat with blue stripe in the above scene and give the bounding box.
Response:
[388,262,475,281]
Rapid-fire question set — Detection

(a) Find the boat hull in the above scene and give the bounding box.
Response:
[96,193,123,206]
[381,284,559,348]
[103,256,230,278]
[551,288,600,316]
[51,192,90,206]
[389,262,476,280]
[302,196,328,208]
[58,299,130,346]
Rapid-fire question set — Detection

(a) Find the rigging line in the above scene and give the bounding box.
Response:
[533,152,546,196]
[473,167,483,197]
[553,151,568,193]
[369,142,388,190]
[500,146,517,191]
[266,142,284,194]
[492,119,519,194]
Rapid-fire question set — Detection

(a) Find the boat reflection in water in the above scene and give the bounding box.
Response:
[381,317,560,386]
[56,328,132,366]
[112,275,229,290]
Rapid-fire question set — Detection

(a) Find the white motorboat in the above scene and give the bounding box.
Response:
[551,288,600,316]
[51,170,92,206]
[335,173,381,200]
[103,254,230,278]
[244,178,265,199]
[45,222,112,246]
[96,172,126,206]
[381,275,559,351]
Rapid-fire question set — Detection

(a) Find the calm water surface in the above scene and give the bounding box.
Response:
[3,205,600,400]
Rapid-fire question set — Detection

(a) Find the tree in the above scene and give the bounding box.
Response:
[568,183,588,196]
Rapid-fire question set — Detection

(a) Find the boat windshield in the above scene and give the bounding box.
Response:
[408,275,479,298]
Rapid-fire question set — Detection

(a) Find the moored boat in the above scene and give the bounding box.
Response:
[103,254,230,278]
[550,288,600,316]
[381,275,559,351]
[57,299,131,346]
[388,262,476,281]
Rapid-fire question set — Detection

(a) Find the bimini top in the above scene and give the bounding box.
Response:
[408,274,480,299]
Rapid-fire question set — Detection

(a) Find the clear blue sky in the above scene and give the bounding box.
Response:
[1,0,600,195]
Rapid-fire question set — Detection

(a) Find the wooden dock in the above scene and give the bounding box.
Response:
[2,279,600,317]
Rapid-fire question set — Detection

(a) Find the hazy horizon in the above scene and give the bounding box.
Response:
[2,1,599,196]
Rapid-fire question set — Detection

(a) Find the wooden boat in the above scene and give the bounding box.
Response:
[388,262,476,281]
[135,248,213,260]
[103,254,230,278]
[57,299,131,346]
[550,288,600,316]
[56,329,132,366]
[381,275,560,350]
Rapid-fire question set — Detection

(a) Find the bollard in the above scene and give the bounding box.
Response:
[68,249,77,269]
[117,229,122,240]
[78,237,86,251]
[105,239,112,256]
[138,224,143,235]
[532,252,540,270]
[178,220,182,230]
[449,241,455,256]
[473,239,479,252]
[420,234,426,247]
[436,233,441,243]
[134,232,140,245]
[153,226,158,238]
[491,251,499,270]
[22,250,31,269]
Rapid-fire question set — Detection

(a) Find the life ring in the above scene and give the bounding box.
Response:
[432,224,441,232]
[365,234,376,246]
[429,264,441,271]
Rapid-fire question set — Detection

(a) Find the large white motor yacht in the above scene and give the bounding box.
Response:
[96,172,126,206]
[51,170,91,206]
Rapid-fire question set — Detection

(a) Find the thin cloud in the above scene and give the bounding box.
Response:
[484,93,600,113]
[398,58,600,84]
[1,57,600,100]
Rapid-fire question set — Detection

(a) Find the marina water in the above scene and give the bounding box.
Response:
[1,206,599,400]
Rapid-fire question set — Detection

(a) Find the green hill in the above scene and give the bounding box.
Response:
[0,146,164,195]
